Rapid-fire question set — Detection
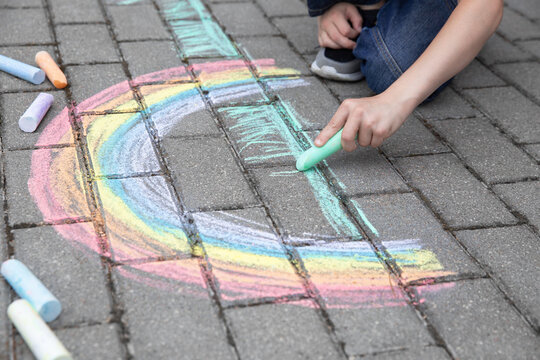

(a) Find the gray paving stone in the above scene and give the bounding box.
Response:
[66,64,136,110]
[0,91,72,149]
[453,59,505,89]
[455,226,540,330]
[193,208,305,303]
[80,113,161,176]
[13,224,111,327]
[109,5,171,41]
[0,9,51,45]
[0,0,41,6]
[95,176,191,262]
[162,136,259,210]
[120,41,182,79]
[4,148,90,225]
[355,346,450,360]
[517,39,540,58]
[57,24,119,64]
[297,242,434,355]
[219,104,299,167]
[54,324,123,360]
[266,76,340,131]
[493,181,539,230]
[381,115,449,157]
[478,34,532,65]
[505,0,540,20]
[323,146,409,196]
[324,79,375,102]
[0,46,56,92]
[464,86,540,144]
[497,7,540,41]
[395,154,518,228]
[417,279,540,359]
[273,16,319,54]
[114,260,236,360]
[227,300,342,360]
[50,0,104,24]
[351,193,481,281]
[256,0,307,17]
[494,62,540,103]
[524,143,540,162]
[211,3,278,36]
[416,88,478,120]
[432,118,539,183]
[238,36,311,76]
[252,166,362,241]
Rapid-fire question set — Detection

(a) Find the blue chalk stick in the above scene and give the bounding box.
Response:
[0,54,45,84]
[1,259,62,322]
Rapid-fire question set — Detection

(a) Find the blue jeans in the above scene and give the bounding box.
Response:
[308,0,458,99]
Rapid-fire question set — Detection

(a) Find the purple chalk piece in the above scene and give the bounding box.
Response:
[0,54,45,85]
[19,93,54,133]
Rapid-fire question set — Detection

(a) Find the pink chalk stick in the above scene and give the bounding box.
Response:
[19,93,54,133]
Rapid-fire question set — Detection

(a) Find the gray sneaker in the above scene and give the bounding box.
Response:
[311,47,364,82]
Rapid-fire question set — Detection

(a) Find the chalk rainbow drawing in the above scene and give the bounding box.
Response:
[28,0,454,309]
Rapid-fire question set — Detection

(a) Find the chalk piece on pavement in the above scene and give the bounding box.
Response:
[18,93,54,133]
[35,51,67,89]
[1,259,62,322]
[0,54,45,84]
[8,299,72,360]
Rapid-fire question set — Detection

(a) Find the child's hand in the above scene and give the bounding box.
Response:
[314,94,409,150]
[317,3,363,49]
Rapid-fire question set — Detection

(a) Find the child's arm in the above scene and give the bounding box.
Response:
[315,0,504,151]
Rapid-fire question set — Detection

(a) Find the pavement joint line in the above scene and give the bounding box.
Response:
[405,273,488,287]
[0,87,57,95]
[53,21,107,26]
[91,171,166,181]
[76,108,142,116]
[222,293,311,310]
[0,42,58,48]
[486,64,540,108]
[110,253,196,268]
[447,222,530,232]
[63,61,124,67]
[5,143,76,152]
[386,150,453,159]
[10,217,93,230]
[189,203,264,213]
[351,345,444,359]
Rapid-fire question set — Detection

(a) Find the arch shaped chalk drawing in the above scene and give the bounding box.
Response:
[29,0,454,309]
[29,61,453,308]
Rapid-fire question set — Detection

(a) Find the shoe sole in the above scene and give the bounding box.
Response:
[311,62,364,82]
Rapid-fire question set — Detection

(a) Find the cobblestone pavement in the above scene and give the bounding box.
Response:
[0,0,539,359]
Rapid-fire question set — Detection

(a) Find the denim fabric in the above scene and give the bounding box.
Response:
[352,0,457,98]
[308,0,382,17]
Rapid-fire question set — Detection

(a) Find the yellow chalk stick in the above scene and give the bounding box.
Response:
[35,51,67,89]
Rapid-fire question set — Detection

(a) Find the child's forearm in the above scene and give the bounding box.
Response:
[384,0,504,113]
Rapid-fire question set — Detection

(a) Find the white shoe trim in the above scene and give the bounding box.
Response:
[311,62,364,82]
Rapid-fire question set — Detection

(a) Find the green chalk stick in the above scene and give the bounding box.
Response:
[296,129,343,171]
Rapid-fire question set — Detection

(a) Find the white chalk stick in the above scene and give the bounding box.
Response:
[18,93,54,132]
[8,299,72,360]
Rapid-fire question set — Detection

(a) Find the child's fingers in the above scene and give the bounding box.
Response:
[345,5,363,31]
[370,134,384,148]
[335,17,360,39]
[315,105,349,147]
[328,24,356,49]
[358,119,373,147]
[320,31,340,49]
[342,118,360,152]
